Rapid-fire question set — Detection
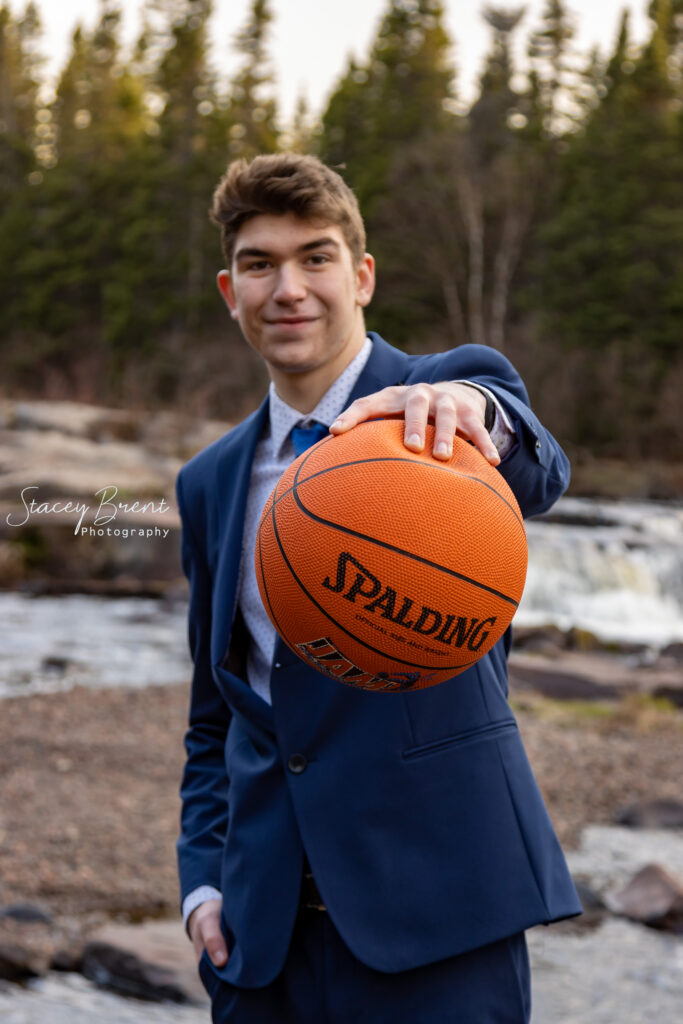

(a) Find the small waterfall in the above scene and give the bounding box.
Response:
[517,498,683,648]
[1,498,681,697]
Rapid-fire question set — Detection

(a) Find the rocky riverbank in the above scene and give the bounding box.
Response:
[1,672,681,992]
[1,397,682,1018]
[2,397,682,598]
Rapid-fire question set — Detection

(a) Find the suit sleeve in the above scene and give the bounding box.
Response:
[176,470,231,905]
[437,344,570,518]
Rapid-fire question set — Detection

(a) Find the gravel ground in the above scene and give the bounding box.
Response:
[1,680,681,921]
[0,679,681,1022]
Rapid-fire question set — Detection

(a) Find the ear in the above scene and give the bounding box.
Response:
[217,270,240,320]
[355,253,376,309]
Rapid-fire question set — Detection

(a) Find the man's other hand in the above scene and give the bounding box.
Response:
[330,382,500,465]
[188,897,228,967]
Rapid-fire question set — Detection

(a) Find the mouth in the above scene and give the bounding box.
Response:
[265,316,319,326]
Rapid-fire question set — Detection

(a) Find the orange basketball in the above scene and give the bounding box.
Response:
[255,419,527,692]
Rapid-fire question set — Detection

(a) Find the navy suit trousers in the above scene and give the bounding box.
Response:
[199,909,531,1024]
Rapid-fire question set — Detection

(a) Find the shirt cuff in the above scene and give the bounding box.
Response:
[453,380,517,459]
[182,885,222,932]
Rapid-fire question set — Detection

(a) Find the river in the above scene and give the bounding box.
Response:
[1,497,681,699]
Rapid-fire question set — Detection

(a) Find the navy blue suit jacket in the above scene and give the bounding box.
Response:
[176,334,582,988]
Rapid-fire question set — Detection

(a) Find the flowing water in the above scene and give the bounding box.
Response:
[0,593,191,699]
[518,497,683,647]
[0,497,681,699]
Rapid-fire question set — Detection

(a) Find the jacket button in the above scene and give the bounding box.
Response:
[288,753,308,774]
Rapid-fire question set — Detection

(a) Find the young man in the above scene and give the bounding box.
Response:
[176,153,581,1023]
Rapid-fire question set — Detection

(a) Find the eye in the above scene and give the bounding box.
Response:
[246,259,271,272]
[306,253,331,266]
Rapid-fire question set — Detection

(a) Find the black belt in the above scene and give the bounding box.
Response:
[300,866,327,911]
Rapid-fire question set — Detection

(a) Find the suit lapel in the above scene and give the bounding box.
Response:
[210,397,269,666]
[345,332,411,406]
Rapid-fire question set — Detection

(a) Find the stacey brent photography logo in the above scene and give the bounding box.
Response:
[5,485,172,539]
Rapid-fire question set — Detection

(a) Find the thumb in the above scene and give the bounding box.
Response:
[205,932,228,967]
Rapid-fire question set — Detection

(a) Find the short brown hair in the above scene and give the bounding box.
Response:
[210,153,366,267]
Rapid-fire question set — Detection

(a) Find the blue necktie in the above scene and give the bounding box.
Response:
[290,420,328,455]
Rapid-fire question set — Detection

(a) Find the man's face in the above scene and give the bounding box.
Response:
[217,213,375,389]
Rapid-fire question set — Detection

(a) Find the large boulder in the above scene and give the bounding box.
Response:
[607,864,683,933]
[80,919,207,1005]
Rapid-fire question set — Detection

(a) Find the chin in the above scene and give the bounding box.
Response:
[266,342,319,371]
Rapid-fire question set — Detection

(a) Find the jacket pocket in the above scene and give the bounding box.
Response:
[402,719,517,761]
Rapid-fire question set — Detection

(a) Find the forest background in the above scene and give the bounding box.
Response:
[1,0,682,479]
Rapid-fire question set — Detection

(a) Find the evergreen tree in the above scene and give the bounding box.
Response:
[468,5,525,161]
[0,1,42,186]
[11,2,150,356]
[320,0,455,216]
[527,0,577,133]
[0,2,44,366]
[370,4,536,351]
[524,1,683,455]
[286,93,314,154]
[227,0,278,158]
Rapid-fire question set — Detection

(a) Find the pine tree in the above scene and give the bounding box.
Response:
[286,93,315,154]
[0,2,44,362]
[320,0,455,216]
[0,1,42,185]
[523,1,683,456]
[527,0,577,133]
[227,0,278,158]
[14,2,148,352]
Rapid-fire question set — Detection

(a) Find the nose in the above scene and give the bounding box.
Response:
[272,262,306,303]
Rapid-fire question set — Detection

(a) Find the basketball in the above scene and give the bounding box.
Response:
[255,419,527,692]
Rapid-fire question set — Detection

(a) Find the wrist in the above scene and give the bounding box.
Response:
[457,382,493,431]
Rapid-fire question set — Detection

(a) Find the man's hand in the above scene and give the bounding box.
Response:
[330,382,500,465]
[188,898,228,967]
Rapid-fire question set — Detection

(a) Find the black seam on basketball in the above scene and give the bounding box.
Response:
[289,484,519,609]
[266,489,472,674]
[278,452,524,532]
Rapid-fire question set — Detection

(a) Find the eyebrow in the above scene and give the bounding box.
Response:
[234,237,341,263]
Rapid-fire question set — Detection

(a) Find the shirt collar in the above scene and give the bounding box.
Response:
[268,336,373,458]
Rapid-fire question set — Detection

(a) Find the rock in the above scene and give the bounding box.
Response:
[0,944,43,982]
[0,917,57,978]
[652,684,683,709]
[565,826,683,899]
[80,920,207,1005]
[508,658,623,700]
[0,903,54,925]
[81,942,188,1003]
[512,624,651,659]
[607,864,683,933]
[51,948,84,972]
[616,799,683,830]
[565,627,602,652]
[531,507,620,528]
[41,657,70,674]
[512,625,567,656]
[659,641,683,663]
[509,646,682,703]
